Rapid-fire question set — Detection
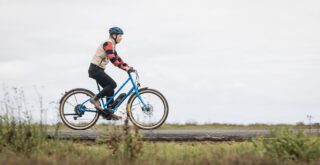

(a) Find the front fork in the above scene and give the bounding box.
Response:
[135,87,155,114]
[130,74,148,109]
[135,89,146,106]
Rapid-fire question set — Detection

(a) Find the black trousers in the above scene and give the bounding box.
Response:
[88,63,116,105]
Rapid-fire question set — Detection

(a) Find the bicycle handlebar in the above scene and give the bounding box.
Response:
[127,67,140,86]
[127,67,136,74]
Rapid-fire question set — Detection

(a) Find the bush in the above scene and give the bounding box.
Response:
[254,127,320,162]
[96,118,144,160]
[0,116,46,155]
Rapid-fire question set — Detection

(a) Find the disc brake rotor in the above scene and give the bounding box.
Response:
[142,104,153,115]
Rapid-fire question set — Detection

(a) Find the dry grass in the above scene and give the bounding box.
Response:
[1,86,320,165]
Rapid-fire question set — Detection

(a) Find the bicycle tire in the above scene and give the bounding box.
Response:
[59,88,100,130]
[126,88,169,130]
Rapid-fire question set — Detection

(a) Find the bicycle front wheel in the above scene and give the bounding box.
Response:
[126,88,169,130]
[59,88,100,130]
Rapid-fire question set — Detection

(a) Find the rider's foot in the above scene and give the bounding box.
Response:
[90,95,103,111]
[101,112,122,120]
[108,114,122,120]
[100,108,122,120]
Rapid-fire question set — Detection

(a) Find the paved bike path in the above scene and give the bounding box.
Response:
[46,129,274,141]
[47,129,320,141]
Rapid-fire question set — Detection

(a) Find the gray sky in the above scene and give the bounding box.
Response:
[1,0,320,124]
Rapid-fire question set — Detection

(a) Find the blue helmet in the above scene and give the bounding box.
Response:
[109,27,124,35]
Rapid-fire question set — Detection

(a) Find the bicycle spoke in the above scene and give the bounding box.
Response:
[128,90,168,129]
[131,102,142,107]
[147,95,151,104]
[60,90,100,130]
[66,101,75,107]
[73,93,78,104]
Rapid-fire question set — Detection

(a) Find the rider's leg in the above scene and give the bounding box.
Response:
[94,72,117,106]
[94,75,122,120]
[88,66,121,120]
[88,65,116,109]
[91,71,116,106]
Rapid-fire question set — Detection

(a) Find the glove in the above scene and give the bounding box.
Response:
[127,67,135,73]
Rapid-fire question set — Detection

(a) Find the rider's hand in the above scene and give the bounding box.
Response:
[126,67,135,73]
[123,66,130,72]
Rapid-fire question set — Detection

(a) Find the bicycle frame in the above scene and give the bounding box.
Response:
[81,72,147,113]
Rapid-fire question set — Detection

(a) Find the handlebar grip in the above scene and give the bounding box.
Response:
[127,67,136,73]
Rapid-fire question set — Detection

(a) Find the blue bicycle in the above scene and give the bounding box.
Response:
[59,69,169,130]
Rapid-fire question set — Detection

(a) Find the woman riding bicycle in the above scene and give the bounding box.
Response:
[88,27,132,120]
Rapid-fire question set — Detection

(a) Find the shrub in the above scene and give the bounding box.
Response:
[0,116,46,155]
[254,127,320,162]
[96,117,144,160]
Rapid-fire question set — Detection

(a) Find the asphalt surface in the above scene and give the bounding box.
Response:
[47,129,276,141]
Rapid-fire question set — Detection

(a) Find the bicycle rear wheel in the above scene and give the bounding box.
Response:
[59,88,100,130]
[126,88,169,130]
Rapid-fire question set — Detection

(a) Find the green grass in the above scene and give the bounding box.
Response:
[1,140,319,165]
[1,118,320,165]
[3,85,319,164]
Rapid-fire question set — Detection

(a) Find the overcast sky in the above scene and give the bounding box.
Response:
[0,0,320,124]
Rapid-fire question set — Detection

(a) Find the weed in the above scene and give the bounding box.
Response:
[254,127,320,162]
